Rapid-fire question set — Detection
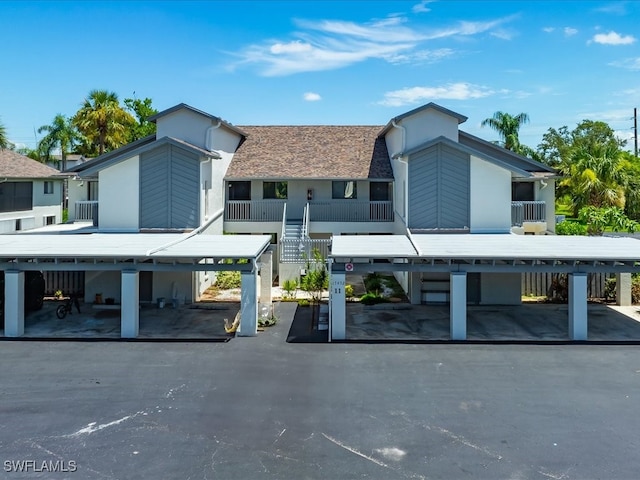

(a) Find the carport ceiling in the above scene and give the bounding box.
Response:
[0,233,272,271]
[330,234,640,273]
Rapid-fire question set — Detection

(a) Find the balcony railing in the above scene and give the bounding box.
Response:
[225,200,286,222]
[309,201,394,222]
[75,201,98,225]
[512,201,546,226]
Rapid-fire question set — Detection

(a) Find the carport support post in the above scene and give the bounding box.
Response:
[238,271,258,336]
[568,272,588,341]
[121,270,139,338]
[259,251,272,304]
[329,270,346,341]
[450,272,467,340]
[616,272,632,306]
[4,270,25,337]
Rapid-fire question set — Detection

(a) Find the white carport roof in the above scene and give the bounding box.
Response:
[0,233,272,272]
[330,234,640,273]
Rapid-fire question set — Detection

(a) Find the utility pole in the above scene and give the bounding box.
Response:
[634,107,638,158]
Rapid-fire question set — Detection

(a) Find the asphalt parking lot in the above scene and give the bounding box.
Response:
[1,309,640,479]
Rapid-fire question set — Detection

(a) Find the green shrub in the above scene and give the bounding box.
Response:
[359,292,389,305]
[215,271,241,289]
[363,273,382,292]
[556,221,587,236]
[282,278,298,299]
[633,275,640,304]
[345,284,354,298]
[297,299,310,307]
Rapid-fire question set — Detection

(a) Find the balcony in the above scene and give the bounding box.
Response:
[225,200,394,223]
[75,201,99,226]
[511,201,546,227]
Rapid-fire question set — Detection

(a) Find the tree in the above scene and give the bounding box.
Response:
[0,118,8,149]
[73,90,135,156]
[124,97,158,142]
[299,248,328,330]
[481,111,530,152]
[37,114,79,171]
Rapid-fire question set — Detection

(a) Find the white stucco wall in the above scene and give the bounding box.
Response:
[470,157,511,233]
[385,108,460,158]
[66,178,88,222]
[537,178,556,233]
[156,110,211,150]
[98,155,139,231]
[32,179,63,207]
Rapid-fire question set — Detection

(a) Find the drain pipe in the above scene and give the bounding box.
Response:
[205,119,222,152]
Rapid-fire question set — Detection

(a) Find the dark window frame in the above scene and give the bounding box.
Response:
[263,181,288,200]
[332,180,357,200]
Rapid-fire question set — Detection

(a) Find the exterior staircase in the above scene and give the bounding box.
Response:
[281,220,305,262]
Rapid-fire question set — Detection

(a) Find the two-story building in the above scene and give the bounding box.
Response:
[66,102,557,309]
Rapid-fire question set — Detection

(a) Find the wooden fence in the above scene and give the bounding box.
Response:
[521,272,614,299]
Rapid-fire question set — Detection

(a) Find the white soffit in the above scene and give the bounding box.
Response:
[331,235,418,259]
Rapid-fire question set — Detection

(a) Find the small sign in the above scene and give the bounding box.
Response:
[345,263,354,272]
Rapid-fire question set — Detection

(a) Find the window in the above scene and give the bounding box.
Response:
[44,181,54,194]
[45,215,56,226]
[512,182,535,201]
[228,181,251,201]
[263,181,287,199]
[0,182,33,213]
[332,181,357,199]
[369,182,391,201]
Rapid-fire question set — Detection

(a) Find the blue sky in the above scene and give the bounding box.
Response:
[1,0,639,152]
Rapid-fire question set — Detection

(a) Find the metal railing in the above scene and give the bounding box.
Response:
[308,201,393,222]
[280,238,331,263]
[75,201,99,223]
[302,202,310,238]
[225,200,286,222]
[511,201,546,226]
[281,202,287,242]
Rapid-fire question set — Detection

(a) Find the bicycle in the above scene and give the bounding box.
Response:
[56,294,81,319]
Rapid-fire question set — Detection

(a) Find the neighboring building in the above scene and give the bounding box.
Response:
[67,102,557,306]
[0,149,64,233]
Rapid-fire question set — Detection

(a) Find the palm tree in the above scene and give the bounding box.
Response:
[73,90,135,156]
[0,118,8,149]
[481,111,530,152]
[38,114,79,171]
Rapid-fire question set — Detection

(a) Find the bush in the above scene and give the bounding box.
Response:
[345,284,354,298]
[363,273,382,292]
[633,275,640,304]
[556,221,587,236]
[215,271,241,289]
[359,292,389,305]
[282,278,298,299]
[297,299,310,307]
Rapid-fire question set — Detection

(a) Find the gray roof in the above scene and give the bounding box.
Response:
[379,103,468,137]
[149,103,247,137]
[68,136,220,177]
[331,233,640,264]
[0,233,271,262]
[226,126,393,180]
[402,135,535,178]
[458,131,556,174]
[0,149,63,179]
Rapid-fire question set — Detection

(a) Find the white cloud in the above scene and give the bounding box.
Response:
[609,57,640,70]
[230,13,517,76]
[542,27,555,33]
[594,2,627,15]
[591,31,636,45]
[379,82,494,107]
[303,92,321,101]
[564,27,578,37]
[412,0,434,13]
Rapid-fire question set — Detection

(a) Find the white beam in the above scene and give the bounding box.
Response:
[330,271,346,341]
[121,270,139,338]
[568,272,588,340]
[259,251,273,305]
[4,271,24,337]
[238,271,258,336]
[450,272,467,340]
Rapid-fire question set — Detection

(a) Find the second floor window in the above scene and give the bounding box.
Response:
[228,181,251,201]
[263,181,287,199]
[332,181,357,199]
[0,182,32,212]
[44,181,54,194]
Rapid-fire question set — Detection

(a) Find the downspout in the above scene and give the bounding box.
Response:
[205,119,222,152]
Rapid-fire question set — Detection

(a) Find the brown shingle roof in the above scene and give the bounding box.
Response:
[0,149,62,178]
[226,126,393,179]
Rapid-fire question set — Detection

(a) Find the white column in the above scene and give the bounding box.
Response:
[409,272,422,305]
[568,272,588,340]
[330,271,346,341]
[616,272,632,306]
[238,271,258,336]
[4,271,25,337]
[259,251,273,305]
[121,270,139,338]
[450,272,467,340]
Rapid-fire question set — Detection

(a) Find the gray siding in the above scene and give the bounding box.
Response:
[140,145,200,229]
[408,143,470,229]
